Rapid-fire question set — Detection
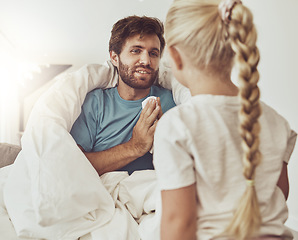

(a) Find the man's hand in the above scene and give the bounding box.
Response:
[77,97,163,175]
[130,98,161,156]
[156,97,163,119]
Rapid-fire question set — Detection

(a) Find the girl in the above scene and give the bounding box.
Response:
[153,0,296,239]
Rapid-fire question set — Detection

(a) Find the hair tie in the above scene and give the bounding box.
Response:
[218,0,242,24]
[246,179,255,187]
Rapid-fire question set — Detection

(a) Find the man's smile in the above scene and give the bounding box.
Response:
[135,69,151,74]
[134,66,153,75]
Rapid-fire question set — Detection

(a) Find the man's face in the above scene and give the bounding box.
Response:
[115,34,161,89]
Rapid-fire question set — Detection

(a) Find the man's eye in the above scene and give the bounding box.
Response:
[131,49,141,54]
[150,52,159,57]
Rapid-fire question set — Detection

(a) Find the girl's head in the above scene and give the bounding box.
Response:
[165,0,235,74]
[165,0,262,239]
[165,0,258,72]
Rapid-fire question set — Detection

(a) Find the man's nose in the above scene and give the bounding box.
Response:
[139,52,151,65]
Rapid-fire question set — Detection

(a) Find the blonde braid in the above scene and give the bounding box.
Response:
[165,1,263,238]
[224,3,262,240]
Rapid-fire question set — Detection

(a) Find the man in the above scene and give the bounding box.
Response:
[70,16,176,175]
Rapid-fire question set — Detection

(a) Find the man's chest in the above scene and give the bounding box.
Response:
[92,106,142,151]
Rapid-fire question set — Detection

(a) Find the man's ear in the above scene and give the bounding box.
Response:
[110,51,119,67]
[168,46,183,70]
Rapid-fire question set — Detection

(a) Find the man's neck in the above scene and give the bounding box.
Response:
[117,79,151,100]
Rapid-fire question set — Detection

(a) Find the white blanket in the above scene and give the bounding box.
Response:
[0,165,159,240]
[2,60,190,239]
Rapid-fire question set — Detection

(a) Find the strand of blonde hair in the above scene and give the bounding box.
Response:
[224,4,262,240]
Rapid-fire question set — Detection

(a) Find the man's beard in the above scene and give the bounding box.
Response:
[118,58,159,89]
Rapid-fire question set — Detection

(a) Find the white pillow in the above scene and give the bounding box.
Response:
[158,57,191,104]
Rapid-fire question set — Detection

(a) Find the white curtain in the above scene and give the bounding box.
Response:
[0,32,21,146]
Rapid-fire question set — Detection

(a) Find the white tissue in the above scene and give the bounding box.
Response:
[142,96,157,109]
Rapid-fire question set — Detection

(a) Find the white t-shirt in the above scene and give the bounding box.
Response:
[153,94,296,240]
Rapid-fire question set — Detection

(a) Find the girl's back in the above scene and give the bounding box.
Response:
[154,94,295,239]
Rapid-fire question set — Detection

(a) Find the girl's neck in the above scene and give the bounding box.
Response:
[189,78,239,96]
[184,67,239,97]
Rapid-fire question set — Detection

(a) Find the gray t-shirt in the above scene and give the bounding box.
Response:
[71,85,175,174]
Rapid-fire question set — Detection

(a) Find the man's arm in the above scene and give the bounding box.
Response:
[277,161,289,200]
[82,98,161,175]
[160,184,197,240]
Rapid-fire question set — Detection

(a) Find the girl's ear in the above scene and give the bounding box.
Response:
[168,46,183,70]
[110,51,119,67]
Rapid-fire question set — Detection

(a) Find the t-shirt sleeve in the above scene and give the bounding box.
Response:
[70,92,99,152]
[153,109,196,190]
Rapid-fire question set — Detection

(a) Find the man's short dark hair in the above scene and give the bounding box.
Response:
[109,15,165,56]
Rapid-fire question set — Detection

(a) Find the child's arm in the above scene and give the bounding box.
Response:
[160,183,197,240]
[277,162,289,200]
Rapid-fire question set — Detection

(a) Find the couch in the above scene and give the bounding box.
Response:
[0,143,21,169]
